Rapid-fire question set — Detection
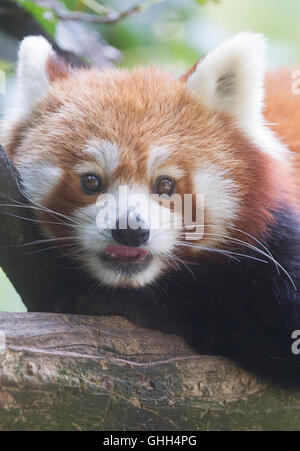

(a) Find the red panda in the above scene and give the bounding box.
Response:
[1,33,300,383]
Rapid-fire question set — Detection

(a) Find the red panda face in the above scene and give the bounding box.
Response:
[1,34,289,288]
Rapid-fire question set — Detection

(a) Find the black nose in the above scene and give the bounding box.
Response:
[112,219,150,247]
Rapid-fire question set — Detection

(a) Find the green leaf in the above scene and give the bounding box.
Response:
[194,0,219,4]
[59,0,80,10]
[14,0,57,38]
[0,60,14,76]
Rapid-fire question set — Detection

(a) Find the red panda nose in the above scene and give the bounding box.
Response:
[112,219,150,247]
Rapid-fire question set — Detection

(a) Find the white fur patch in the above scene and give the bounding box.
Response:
[16,37,53,119]
[153,165,185,180]
[72,183,179,288]
[193,165,240,237]
[84,252,166,289]
[147,146,170,177]
[147,146,184,180]
[80,140,120,175]
[187,32,289,162]
[1,36,54,141]
[19,163,62,204]
[187,33,266,128]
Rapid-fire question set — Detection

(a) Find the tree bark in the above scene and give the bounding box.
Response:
[1,312,300,431]
[0,146,79,312]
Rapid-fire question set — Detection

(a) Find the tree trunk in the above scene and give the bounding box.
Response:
[0,312,300,431]
[0,146,80,312]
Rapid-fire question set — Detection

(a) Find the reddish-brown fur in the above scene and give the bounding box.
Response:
[46,54,71,83]
[4,61,300,257]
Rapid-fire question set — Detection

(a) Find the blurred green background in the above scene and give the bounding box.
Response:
[0,0,300,312]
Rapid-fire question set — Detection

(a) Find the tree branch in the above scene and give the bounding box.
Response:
[1,312,294,431]
[37,0,166,24]
[0,146,80,312]
[0,0,121,67]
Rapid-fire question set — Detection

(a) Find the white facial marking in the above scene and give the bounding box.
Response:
[148,146,184,181]
[153,165,185,180]
[72,183,180,288]
[84,253,166,289]
[194,164,240,237]
[74,161,104,177]
[147,146,170,177]
[19,163,62,204]
[83,139,120,175]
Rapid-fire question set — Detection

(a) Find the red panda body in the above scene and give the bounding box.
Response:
[1,33,300,384]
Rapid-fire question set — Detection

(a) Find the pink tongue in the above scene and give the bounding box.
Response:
[105,245,148,261]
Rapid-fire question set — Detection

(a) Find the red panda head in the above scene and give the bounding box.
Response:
[1,33,290,288]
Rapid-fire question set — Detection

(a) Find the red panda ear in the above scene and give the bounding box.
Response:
[182,32,266,130]
[179,62,199,84]
[181,33,289,162]
[0,36,71,150]
[15,36,69,118]
[46,52,70,83]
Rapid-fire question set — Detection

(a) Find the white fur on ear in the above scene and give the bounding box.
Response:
[187,32,289,162]
[187,32,266,127]
[16,35,54,116]
[0,36,55,147]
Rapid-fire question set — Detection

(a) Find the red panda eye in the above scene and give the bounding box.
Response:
[154,176,176,196]
[81,174,103,195]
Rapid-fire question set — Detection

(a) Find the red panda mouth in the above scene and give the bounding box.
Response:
[105,245,149,263]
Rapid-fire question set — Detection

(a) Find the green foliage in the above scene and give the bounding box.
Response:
[0,270,26,312]
[194,0,219,4]
[0,61,14,75]
[10,0,219,45]
[60,0,81,9]
[59,0,96,12]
